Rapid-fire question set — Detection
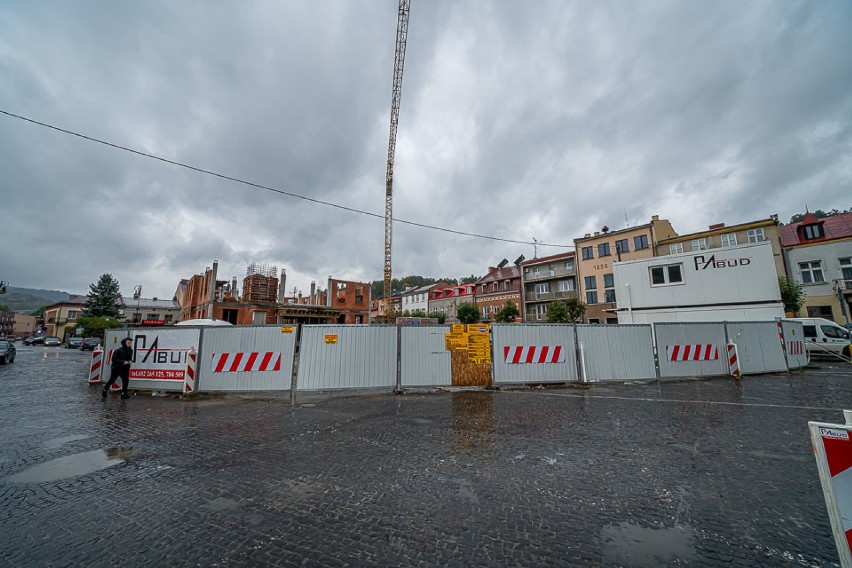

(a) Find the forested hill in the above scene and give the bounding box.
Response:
[1,287,71,313]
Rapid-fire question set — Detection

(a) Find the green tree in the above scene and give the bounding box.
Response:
[0,303,10,312]
[494,301,519,323]
[546,298,586,323]
[426,311,446,324]
[459,275,480,285]
[31,305,47,317]
[84,273,121,318]
[76,315,124,339]
[778,276,805,314]
[456,302,480,324]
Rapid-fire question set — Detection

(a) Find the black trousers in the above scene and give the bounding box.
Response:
[105,368,130,393]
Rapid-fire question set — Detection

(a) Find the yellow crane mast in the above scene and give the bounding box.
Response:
[383,0,411,316]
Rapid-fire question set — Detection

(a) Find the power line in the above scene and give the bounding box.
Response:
[0,109,573,249]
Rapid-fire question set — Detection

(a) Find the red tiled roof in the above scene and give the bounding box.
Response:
[520,251,575,266]
[476,266,520,284]
[779,212,852,246]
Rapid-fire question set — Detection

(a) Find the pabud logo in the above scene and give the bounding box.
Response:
[693,254,751,270]
[134,335,188,364]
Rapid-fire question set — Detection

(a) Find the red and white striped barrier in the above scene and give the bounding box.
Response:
[184,347,197,394]
[776,317,786,354]
[211,352,282,373]
[727,343,740,377]
[665,344,719,361]
[88,347,104,383]
[787,340,805,355]
[503,345,565,364]
[809,418,852,565]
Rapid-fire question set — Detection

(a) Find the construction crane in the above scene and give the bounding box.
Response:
[383,0,411,315]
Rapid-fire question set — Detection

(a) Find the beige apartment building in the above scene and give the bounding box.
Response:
[655,216,784,277]
[574,216,677,324]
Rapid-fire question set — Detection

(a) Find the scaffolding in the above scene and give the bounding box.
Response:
[243,263,279,304]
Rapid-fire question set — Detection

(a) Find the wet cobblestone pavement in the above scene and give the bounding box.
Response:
[1,346,849,566]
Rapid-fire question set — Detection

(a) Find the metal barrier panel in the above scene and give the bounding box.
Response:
[492,324,578,384]
[576,324,657,382]
[782,319,808,369]
[297,325,396,391]
[104,327,200,392]
[198,325,296,391]
[725,322,787,375]
[401,325,452,387]
[655,322,728,378]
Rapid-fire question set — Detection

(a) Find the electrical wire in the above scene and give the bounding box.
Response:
[0,109,573,249]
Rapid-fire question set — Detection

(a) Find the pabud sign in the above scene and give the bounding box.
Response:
[126,328,200,382]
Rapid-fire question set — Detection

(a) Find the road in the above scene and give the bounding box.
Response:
[0,343,848,566]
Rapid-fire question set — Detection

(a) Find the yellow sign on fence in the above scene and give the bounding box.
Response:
[280,326,294,334]
[324,334,338,344]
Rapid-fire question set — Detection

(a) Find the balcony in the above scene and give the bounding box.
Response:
[836,279,852,293]
[524,268,574,282]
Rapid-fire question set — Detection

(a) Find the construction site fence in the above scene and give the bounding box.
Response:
[95,320,809,395]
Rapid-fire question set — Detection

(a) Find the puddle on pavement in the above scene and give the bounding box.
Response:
[6,447,137,483]
[43,434,89,449]
[601,521,695,567]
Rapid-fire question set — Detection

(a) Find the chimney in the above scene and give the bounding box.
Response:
[709,223,725,230]
[310,281,316,304]
[277,269,286,303]
[594,231,600,237]
[207,260,218,319]
[232,277,238,299]
[651,215,660,222]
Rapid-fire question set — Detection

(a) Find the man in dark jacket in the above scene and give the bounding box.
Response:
[103,337,133,399]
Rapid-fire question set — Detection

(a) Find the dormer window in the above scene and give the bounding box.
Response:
[802,223,824,240]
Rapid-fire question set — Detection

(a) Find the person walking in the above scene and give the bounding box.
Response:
[103,337,133,399]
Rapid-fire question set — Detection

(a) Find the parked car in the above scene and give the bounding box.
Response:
[788,317,852,357]
[80,337,101,351]
[5,335,16,342]
[43,336,61,347]
[25,336,45,346]
[0,341,15,364]
[65,337,83,349]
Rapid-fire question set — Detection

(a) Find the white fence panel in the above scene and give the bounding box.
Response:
[492,324,578,384]
[103,327,200,392]
[725,322,787,375]
[297,325,396,391]
[198,325,296,391]
[782,319,808,369]
[577,324,657,382]
[655,323,728,378]
[401,326,452,387]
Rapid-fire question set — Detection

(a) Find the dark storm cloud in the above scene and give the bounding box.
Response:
[1,0,849,297]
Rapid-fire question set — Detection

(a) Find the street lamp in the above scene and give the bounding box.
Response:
[133,285,142,324]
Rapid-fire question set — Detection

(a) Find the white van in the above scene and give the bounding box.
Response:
[787,318,851,357]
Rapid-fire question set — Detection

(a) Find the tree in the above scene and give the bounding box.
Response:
[0,303,10,312]
[84,273,121,318]
[31,305,46,317]
[778,276,805,314]
[459,275,480,284]
[494,301,519,323]
[426,311,446,324]
[456,302,480,324]
[546,298,586,323]
[76,315,124,339]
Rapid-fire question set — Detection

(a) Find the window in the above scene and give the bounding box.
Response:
[588,318,600,324]
[533,267,540,276]
[650,264,684,285]
[582,247,594,260]
[535,282,550,295]
[535,304,548,320]
[747,228,765,243]
[803,224,824,240]
[807,306,833,318]
[492,282,498,292]
[164,314,173,323]
[557,279,574,292]
[669,243,684,254]
[615,239,629,254]
[840,257,852,286]
[799,261,825,284]
[822,325,849,340]
[584,276,597,290]
[252,311,267,325]
[548,264,555,276]
[603,273,615,303]
[691,238,708,251]
[720,233,737,247]
[481,307,489,318]
[586,291,598,304]
[564,260,575,272]
[634,235,649,250]
[598,243,611,257]
[67,310,78,320]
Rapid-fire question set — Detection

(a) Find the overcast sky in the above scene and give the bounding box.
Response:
[2,0,850,299]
